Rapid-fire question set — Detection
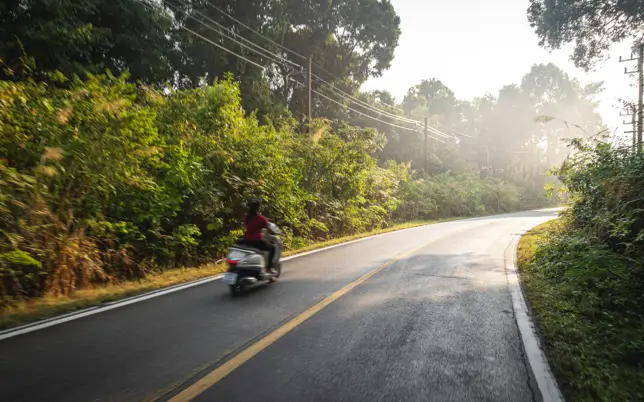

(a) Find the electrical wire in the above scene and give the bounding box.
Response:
[167,0,436,130]
[197,0,309,62]
[434,120,473,138]
[184,0,455,132]
[138,0,266,70]
[308,85,446,143]
[166,0,302,69]
[140,0,455,143]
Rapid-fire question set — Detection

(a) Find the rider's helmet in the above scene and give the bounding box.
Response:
[247,198,261,215]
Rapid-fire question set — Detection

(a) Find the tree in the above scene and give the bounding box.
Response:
[402,78,457,120]
[527,0,644,69]
[0,0,179,83]
[170,0,400,119]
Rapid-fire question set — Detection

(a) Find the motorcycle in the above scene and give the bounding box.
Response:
[222,222,283,296]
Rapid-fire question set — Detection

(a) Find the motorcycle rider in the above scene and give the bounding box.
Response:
[239,198,277,273]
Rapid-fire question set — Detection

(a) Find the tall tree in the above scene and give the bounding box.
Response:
[527,0,644,69]
[0,0,179,83]
[171,0,400,119]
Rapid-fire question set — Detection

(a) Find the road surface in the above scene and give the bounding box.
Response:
[0,210,557,402]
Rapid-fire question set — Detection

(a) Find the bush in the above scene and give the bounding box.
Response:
[0,70,547,303]
[518,138,644,401]
[519,222,644,401]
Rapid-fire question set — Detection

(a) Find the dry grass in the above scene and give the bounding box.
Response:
[0,216,478,331]
[0,262,226,330]
[282,219,447,257]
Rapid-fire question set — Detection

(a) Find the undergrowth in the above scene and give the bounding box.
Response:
[0,218,447,330]
[518,219,644,401]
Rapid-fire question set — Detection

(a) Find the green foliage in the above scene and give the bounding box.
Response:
[559,139,644,255]
[0,0,179,83]
[0,0,402,119]
[528,0,644,70]
[0,69,547,303]
[519,136,644,401]
[395,172,520,220]
[519,222,644,401]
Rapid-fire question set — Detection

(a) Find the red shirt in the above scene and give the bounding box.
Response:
[243,214,269,240]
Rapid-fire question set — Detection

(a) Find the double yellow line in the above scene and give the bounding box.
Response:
[170,241,430,401]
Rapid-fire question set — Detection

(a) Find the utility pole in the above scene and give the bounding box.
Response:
[307,57,312,134]
[621,106,636,148]
[638,43,643,150]
[620,43,644,151]
[424,117,428,174]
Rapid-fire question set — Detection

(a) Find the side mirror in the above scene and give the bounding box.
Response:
[268,222,282,235]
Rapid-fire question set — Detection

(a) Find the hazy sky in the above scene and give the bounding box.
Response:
[361,0,638,137]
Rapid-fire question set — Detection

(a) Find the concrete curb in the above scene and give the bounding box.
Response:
[505,232,565,402]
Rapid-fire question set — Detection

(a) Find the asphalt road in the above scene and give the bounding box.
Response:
[0,210,557,402]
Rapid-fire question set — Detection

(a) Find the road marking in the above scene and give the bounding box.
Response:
[0,275,224,341]
[505,229,564,402]
[0,222,440,341]
[168,241,432,402]
[1,210,559,340]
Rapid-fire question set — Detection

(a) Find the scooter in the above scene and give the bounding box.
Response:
[222,223,283,296]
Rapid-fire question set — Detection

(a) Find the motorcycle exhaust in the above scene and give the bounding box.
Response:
[239,277,258,285]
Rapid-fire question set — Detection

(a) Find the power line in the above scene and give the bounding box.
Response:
[315,85,426,127]
[433,120,473,138]
[196,0,308,62]
[171,2,446,131]
[309,86,447,143]
[166,1,300,69]
[182,25,266,70]
[312,74,425,126]
[193,0,355,84]
[139,1,266,70]
[188,0,450,130]
[142,0,454,142]
[427,125,453,139]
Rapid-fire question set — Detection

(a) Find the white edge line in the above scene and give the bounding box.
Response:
[2,211,557,340]
[0,275,224,341]
[0,221,442,341]
[506,227,565,402]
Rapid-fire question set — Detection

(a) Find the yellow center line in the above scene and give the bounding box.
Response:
[169,241,430,402]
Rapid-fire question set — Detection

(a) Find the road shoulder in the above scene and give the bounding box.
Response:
[505,223,564,402]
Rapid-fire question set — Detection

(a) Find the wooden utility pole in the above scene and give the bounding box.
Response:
[631,105,637,149]
[307,57,312,134]
[638,43,643,150]
[620,43,644,151]
[621,106,637,148]
[424,117,428,174]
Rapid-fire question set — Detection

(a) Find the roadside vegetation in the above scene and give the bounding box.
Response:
[0,218,449,330]
[1,0,606,325]
[518,2,644,400]
[518,139,644,401]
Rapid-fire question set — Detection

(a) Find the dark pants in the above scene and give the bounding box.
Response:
[238,239,275,269]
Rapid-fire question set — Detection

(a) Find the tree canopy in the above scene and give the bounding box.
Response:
[528,0,644,69]
[0,0,606,302]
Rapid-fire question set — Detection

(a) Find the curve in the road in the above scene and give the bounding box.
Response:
[0,210,562,402]
[168,240,434,401]
[0,221,439,341]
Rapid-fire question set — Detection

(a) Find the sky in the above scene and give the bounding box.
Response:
[361,0,638,138]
